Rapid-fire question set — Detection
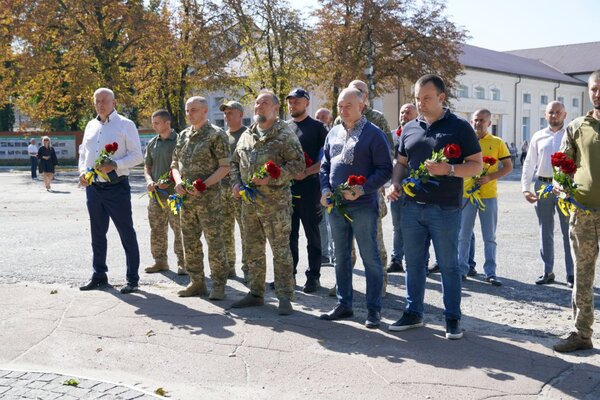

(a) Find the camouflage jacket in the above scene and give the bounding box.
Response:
[171,121,230,192]
[230,119,305,198]
[334,106,394,158]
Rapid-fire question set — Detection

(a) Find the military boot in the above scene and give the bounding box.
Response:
[553,332,593,353]
[177,266,188,276]
[231,292,264,308]
[209,285,226,300]
[278,298,293,315]
[145,263,169,273]
[177,281,207,297]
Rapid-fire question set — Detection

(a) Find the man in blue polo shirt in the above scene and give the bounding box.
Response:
[387,74,482,339]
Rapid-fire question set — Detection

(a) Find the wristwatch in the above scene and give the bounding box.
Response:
[448,164,455,177]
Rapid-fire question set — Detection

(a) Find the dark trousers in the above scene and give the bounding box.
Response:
[290,177,322,279]
[85,178,140,285]
[30,156,37,179]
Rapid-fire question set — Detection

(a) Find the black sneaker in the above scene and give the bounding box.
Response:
[79,277,108,291]
[428,263,440,274]
[485,276,502,286]
[445,319,463,339]
[386,259,404,273]
[302,278,320,293]
[535,272,555,285]
[120,284,139,294]
[467,267,477,277]
[388,312,424,332]
[365,310,381,329]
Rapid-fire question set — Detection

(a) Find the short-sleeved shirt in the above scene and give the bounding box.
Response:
[399,109,481,208]
[223,126,248,186]
[463,132,510,199]
[144,130,178,184]
[286,116,328,183]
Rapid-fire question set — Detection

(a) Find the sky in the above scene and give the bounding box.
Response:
[444,0,600,51]
[302,0,600,51]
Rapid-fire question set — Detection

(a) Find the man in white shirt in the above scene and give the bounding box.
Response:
[27,139,38,180]
[521,101,574,287]
[78,88,144,294]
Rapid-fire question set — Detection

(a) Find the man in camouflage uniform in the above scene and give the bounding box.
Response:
[219,101,249,282]
[330,80,393,297]
[144,110,186,275]
[171,96,231,300]
[230,90,305,315]
[553,70,600,353]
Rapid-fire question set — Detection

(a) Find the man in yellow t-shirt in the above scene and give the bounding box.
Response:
[458,109,513,286]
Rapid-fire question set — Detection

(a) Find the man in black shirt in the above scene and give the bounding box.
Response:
[286,88,329,292]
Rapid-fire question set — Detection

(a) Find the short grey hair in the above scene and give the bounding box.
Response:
[93,88,115,100]
[338,88,364,103]
[186,96,208,108]
[258,90,279,106]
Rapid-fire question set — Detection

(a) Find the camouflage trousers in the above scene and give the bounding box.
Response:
[148,195,185,268]
[242,201,294,300]
[351,191,388,287]
[222,186,248,274]
[180,188,228,287]
[569,208,600,339]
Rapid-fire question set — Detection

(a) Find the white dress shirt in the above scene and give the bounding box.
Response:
[520,126,566,192]
[27,144,38,156]
[78,109,143,180]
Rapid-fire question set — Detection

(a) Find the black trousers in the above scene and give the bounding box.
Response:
[290,176,322,279]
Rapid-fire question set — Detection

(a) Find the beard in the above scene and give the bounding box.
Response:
[594,103,600,110]
[290,109,305,118]
[254,114,267,123]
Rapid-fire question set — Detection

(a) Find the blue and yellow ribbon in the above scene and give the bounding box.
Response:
[83,167,109,185]
[239,182,264,203]
[148,188,169,209]
[465,179,485,211]
[167,194,184,215]
[401,177,439,197]
[537,184,554,199]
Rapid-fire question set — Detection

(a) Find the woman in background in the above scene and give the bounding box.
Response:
[37,136,58,191]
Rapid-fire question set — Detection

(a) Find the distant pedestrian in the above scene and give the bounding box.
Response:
[553,71,600,353]
[509,142,517,166]
[37,136,58,191]
[315,108,333,130]
[78,88,143,294]
[520,141,528,165]
[27,139,38,180]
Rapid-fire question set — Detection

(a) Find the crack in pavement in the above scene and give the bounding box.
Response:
[538,364,576,397]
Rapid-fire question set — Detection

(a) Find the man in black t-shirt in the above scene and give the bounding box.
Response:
[286,88,329,292]
[387,75,482,340]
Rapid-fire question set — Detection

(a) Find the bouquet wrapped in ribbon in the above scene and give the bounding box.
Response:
[464,156,497,211]
[537,152,590,215]
[239,161,281,203]
[167,178,207,215]
[326,174,367,222]
[148,170,175,209]
[402,143,461,197]
[84,142,118,185]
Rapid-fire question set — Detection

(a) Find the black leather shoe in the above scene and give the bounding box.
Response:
[535,272,555,285]
[386,259,404,273]
[428,263,440,274]
[319,305,354,320]
[485,276,502,286]
[120,284,139,294]
[365,310,381,329]
[79,277,108,291]
[303,278,320,293]
[467,267,477,277]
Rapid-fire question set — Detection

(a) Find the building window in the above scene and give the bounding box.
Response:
[457,85,468,98]
[491,88,501,101]
[213,97,224,111]
[474,87,485,99]
[215,119,225,128]
[572,97,580,108]
[523,93,531,104]
[540,95,548,105]
[243,118,252,126]
[522,117,530,140]
[557,96,564,104]
[540,117,547,129]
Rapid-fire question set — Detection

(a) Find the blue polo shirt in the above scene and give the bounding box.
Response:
[398,109,480,208]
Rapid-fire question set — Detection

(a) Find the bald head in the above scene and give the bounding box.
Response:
[337,88,365,126]
[348,80,369,104]
[315,108,333,127]
[544,101,566,130]
[399,103,417,126]
[185,96,208,128]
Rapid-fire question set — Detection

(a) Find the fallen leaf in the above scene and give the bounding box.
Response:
[50,289,58,294]
[96,348,102,353]
[63,379,79,386]
[317,339,326,346]
[155,387,167,396]
[146,330,156,337]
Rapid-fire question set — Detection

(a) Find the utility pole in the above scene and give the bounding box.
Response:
[365,27,375,104]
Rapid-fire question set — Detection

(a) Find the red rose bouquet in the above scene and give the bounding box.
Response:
[402,143,461,197]
[84,142,119,184]
[538,152,589,215]
[167,178,207,215]
[240,160,281,203]
[464,156,497,210]
[326,174,367,222]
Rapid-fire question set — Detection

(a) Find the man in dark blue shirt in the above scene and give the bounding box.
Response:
[286,88,329,293]
[387,74,482,339]
[319,87,392,328]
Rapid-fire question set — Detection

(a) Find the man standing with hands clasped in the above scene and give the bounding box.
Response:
[78,88,144,294]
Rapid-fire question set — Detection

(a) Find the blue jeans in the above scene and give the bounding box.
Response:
[402,200,462,320]
[319,205,334,260]
[86,179,140,285]
[533,180,574,276]
[459,198,497,278]
[329,206,383,312]
[390,198,404,262]
[30,156,38,179]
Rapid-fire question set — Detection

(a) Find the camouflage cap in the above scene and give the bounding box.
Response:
[219,101,244,113]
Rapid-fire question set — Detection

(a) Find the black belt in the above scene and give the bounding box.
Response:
[92,175,128,187]
[537,176,552,183]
